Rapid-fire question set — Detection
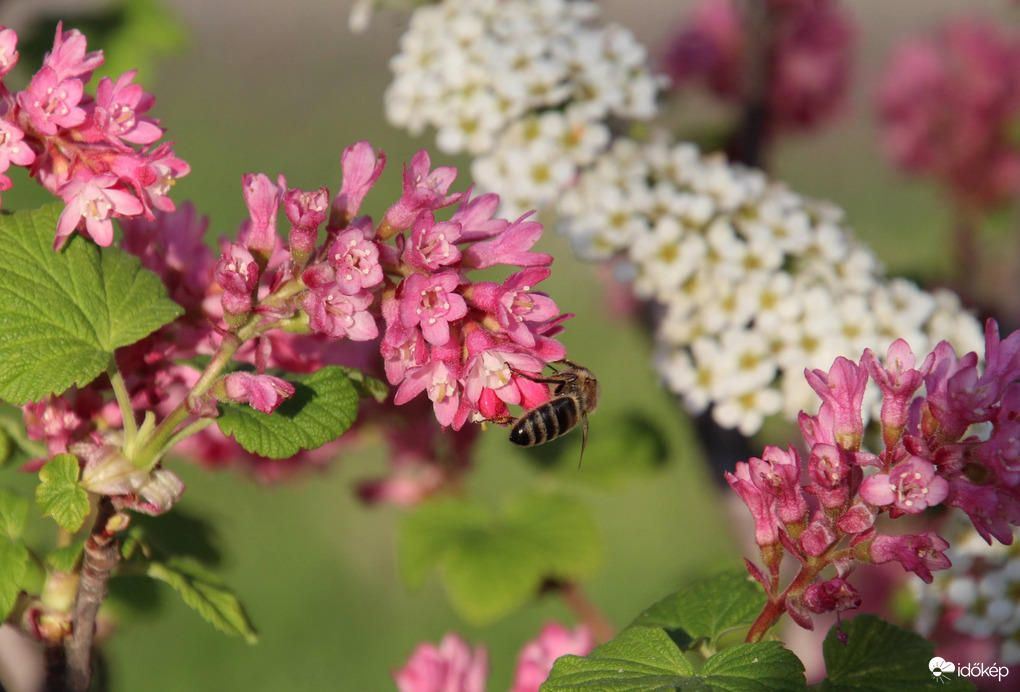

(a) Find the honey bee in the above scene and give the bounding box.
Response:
[504,359,600,464]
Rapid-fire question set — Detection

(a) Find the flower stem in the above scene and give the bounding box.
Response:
[555,580,615,644]
[65,497,120,692]
[130,316,268,471]
[107,359,137,451]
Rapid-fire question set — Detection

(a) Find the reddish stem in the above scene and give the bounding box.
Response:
[555,581,616,644]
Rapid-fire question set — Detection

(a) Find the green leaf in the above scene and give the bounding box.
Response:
[542,626,695,691]
[145,557,257,643]
[630,571,767,650]
[35,454,90,533]
[0,489,29,539]
[820,614,974,691]
[0,537,30,622]
[399,493,601,624]
[543,628,805,692]
[216,366,359,458]
[46,542,85,573]
[700,642,806,691]
[335,366,389,403]
[0,204,184,404]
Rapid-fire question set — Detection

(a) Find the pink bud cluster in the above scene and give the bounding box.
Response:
[877,20,1020,211]
[730,320,1020,633]
[661,0,855,134]
[0,23,188,248]
[393,623,593,692]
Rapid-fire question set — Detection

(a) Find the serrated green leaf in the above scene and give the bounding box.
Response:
[46,541,85,573]
[820,614,974,691]
[0,427,10,467]
[700,642,806,691]
[630,571,767,650]
[0,537,30,621]
[543,629,804,692]
[0,489,28,539]
[216,366,359,458]
[542,626,695,691]
[35,453,89,533]
[399,493,601,624]
[0,204,184,404]
[145,558,257,643]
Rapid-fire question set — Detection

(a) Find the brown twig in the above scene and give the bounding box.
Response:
[65,498,121,692]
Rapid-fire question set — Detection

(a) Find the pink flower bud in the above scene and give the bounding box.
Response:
[219,372,295,414]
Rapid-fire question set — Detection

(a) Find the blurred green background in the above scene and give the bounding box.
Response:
[0,0,1013,689]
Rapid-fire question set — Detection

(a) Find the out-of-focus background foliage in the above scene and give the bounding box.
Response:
[0,0,1012,689]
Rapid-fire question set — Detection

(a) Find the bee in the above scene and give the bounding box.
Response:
[504,359,600,464]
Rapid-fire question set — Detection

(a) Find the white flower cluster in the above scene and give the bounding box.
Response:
[385,0,661,217]
[914,522,1020,664]
[556,137,984,434]
[384,0,984,436]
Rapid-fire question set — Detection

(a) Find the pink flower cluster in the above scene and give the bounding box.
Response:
[877,20,1020,210]
[729,320,1020,632]
[24,140,573,499]
[376,150,568,429]
[661,0,855,134]
[0,23,188,248]
[393,623,593,692]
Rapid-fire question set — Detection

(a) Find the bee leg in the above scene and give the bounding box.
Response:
[487,415,515,426]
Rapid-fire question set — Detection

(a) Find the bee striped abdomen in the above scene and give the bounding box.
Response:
[510,396,580,447]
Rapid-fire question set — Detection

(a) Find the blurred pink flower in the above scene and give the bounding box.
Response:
[393,633,488,692]
[511,623,594,692]
[661,0,855,134]
[878,20,1020,210]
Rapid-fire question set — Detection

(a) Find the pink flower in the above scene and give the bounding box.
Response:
[878,20,1020,210]
[803,577,861,615]
[0,27,20,80]
[869,532,951,583]
[398,272,468,346]
[755,445,809,526]
[329,227,383,294]
[394,355,463,428]
[469,269,560,348]
[804,356,868,450]
[92,70,161,145]
[284,186,329,256]
[383,149,461,232]
[302,287,378,341]
[861,340,924,447]
[214,243,260,317]
[42,23,103,82]
[511,623,594,692]
[17,66,86,135]
[403,215,463,272]
[332,140,385,228]
[241,172,285,260]
[393,633,488,692]
[462,213,552,269]
[0,120,35,171]
[859,456,949,514]
[725,462,780,548]
[661,0,854,134]
[55,172,144,248]
[218,372,296,414]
